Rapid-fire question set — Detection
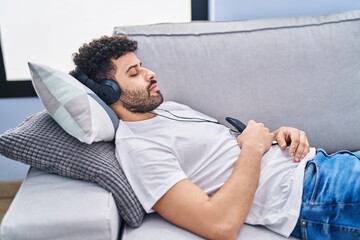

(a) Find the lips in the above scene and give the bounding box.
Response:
[148,80,158,91]
[149,83,157,91]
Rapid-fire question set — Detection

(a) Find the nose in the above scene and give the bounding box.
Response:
[144,68,155,82]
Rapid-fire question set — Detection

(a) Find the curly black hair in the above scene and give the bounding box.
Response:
[71,35,137,81]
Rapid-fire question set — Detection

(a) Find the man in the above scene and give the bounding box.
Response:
[72,35,360,240]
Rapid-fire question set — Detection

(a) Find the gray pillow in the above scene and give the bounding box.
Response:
[0,110,145,227]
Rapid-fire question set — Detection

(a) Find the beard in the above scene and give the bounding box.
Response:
[119,81,164,113]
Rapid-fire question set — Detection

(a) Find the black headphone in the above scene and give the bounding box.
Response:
[74,67,121,105]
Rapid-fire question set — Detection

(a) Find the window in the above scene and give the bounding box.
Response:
[0,0,208,97]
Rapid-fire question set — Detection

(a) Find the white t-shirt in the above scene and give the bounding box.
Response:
[115,101,316,237]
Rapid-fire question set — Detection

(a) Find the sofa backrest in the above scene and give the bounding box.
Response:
[114,10,360,153]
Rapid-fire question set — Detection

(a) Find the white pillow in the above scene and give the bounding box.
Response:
[28,62,119,144]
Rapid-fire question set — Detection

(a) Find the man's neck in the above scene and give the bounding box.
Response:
[111,103,157,122]
[121,111,157,122]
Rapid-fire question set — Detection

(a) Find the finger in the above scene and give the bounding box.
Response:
[296,133,310,162]
[292,131,310,162]
[247,120,257,126]
[288,132,300,159]
[275,132,288,150]
[269,132,276,146]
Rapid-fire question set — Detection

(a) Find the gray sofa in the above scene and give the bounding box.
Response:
[1,10,360,240]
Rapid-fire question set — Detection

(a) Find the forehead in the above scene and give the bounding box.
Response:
[112,52,140,74]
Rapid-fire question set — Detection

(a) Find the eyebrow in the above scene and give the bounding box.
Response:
[125,62,142,74]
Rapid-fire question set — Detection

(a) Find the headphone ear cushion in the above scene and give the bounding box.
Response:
[97,79,121,105]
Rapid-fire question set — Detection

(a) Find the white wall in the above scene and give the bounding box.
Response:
[209,0,360,21]
[0,0,191,181]
[0,0,191,81]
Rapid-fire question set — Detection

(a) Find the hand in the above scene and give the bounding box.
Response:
[272,127,310,162]
[237,120,274,154]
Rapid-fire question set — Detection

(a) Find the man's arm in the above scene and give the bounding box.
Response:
[153,120,274,240]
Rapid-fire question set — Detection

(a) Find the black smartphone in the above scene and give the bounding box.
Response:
[225,117,247,133]
[226,117,278,146]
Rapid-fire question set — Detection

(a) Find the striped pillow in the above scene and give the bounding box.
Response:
[28,62,118,144]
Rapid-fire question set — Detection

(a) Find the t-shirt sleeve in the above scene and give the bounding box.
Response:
[115,136,187,213]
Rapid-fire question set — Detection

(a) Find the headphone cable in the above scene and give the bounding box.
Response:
[154,108,221,124]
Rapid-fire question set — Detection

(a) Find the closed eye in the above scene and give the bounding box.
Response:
[128,68,138,77]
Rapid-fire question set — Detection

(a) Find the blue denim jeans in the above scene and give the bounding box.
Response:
[291,149,360,239]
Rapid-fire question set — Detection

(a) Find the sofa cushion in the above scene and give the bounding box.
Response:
[28,62,118,144]
[122,213,298,240]
[0,111,145,226]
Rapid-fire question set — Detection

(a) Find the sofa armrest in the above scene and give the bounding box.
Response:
[0,167,121,240]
